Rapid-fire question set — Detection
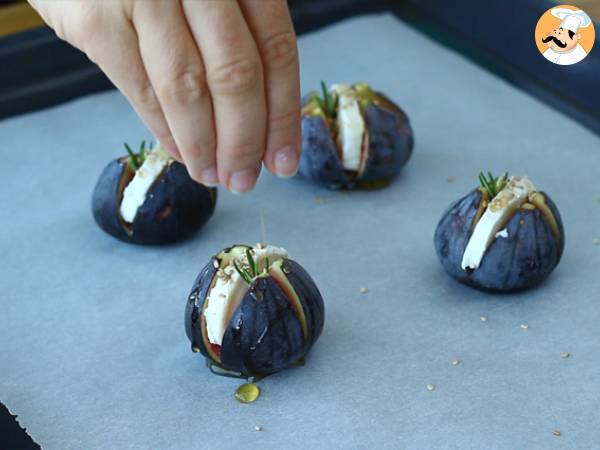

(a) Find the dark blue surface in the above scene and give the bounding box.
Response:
[401,0,600,132]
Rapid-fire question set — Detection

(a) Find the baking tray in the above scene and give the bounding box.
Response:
[1,14,600,449]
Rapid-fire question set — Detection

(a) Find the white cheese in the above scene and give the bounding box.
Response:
[495,229,508,239]
[331,84,365,171]
[204,244,288,346]
[461,176,535,271]
[119,146,170,223]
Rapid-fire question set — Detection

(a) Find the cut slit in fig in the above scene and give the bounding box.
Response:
[434,176,565,292]
[186,244,325,377]
[116,157,170,233]
[470,188,561,248]
[300,83,413,190]
[200,246,290,363]
[115,161,135,234]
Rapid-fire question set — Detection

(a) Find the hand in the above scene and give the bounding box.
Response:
[29,0,301,193]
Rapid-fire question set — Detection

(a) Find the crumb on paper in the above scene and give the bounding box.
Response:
[426,383,436,391]
[452,359,461,366]
[480,315,488,322]
[255,426,263,432]
[560,352,571,359]
[553,429,562,437]
[359,287,369,294]
[520,323,529,330]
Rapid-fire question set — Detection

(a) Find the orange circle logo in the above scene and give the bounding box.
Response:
[535,5,595,65]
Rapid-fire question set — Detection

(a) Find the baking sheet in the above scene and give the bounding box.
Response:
[2,13,600,450]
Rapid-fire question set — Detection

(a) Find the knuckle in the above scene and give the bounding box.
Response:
[269,108,300,132]
[186,150,216,169]
[156,69,207,106]
[131,83,161,112]
[207,57,261,96]
[261,31,298,70]
[222,142,261,163]
[71,4,102,46]
[52,21,69,42]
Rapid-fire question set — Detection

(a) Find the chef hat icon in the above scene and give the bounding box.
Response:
[551,8,592,33]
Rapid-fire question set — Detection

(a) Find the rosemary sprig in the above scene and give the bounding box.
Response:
[233,260,253,284]
[232,248,261,284]
[479,171,509,199]
[314,81,339,119]
[124,141,148,170]
[140,140,146,163]
[124,142,140,170]
[246,249,257,276]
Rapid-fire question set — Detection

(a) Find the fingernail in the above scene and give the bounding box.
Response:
[200,165,219,187]
[229,168,257,194]
[274,145,299,178]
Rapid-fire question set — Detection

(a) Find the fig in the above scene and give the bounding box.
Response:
[434,172,565,292]
[91,141,216,245]
[299,82,414,189]
[185,244,325,377]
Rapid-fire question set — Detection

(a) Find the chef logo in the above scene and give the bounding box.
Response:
[535,5,595,65]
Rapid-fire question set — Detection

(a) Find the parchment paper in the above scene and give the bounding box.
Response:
[1,14,600,450]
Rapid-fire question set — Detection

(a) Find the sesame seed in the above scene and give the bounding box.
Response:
[426,384,436,391]
[255,426,263,432]
[560,352,571,359]
[213,260,219,269]
[480,315,488,322]
[553,430,561,437]
[359,287,369,294]
[520,323,529,329]
[452,359,461,366]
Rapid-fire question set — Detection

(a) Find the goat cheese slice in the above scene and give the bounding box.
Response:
[461,176,535,271]
[119,146,170,223]
[331,84,365,171]
[204,245,288,346]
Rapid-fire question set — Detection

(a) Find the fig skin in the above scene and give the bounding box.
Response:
[92,158,216,245]
[299,89,414,189]
[360,100,413,182]
[185,247,325,377]
[434,189,565,292]
[299,115,349,189]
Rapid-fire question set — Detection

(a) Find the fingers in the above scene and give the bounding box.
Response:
[32,2,182,161]
[239,0,301,178]
[183,0,267,193]
[132,1,218,186]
